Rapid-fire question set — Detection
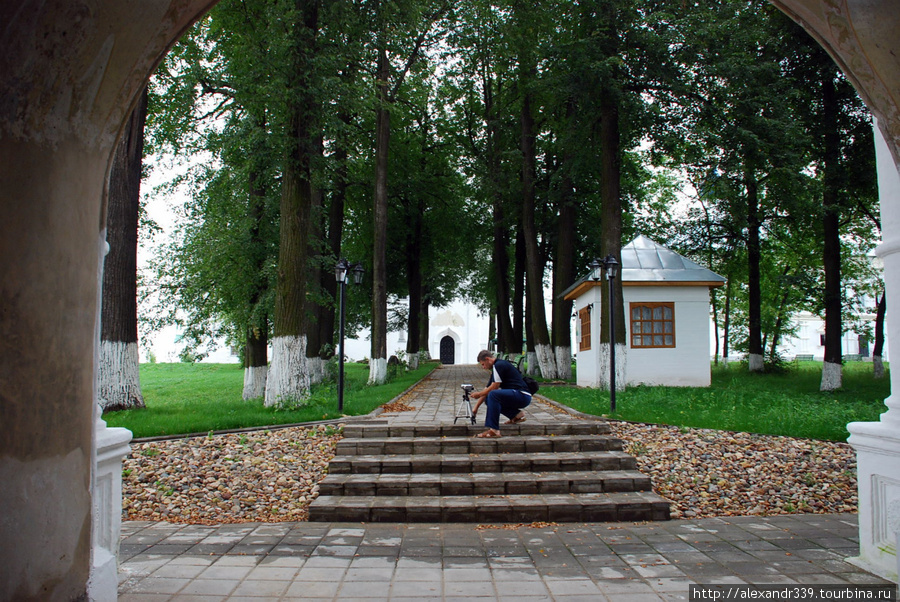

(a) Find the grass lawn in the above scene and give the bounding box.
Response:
[539,361,890,441]
[103,361,439,438]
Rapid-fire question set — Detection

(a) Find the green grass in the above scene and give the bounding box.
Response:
[539,361,890,441]
[103,361,439,438]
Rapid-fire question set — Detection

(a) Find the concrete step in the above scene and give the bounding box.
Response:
[309,492,671,523]
[341,422,610,439]
[327,450,638,475]
[318,469,652,497]
[334,435,624,456]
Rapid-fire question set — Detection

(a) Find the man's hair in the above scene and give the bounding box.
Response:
[476,350,494,363]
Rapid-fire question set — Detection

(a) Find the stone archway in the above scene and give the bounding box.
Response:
[1,1,899,598]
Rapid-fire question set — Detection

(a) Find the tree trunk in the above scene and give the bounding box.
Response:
[304,178,327,385]
[242,154,270,401]
[769,273,792,360]
[100,86,148,412]
[723,278,732,363]
[551,185,576,381]
[485,76,515,354]
[406,199,423,360]
[321,135,349,361]
[746,169,764,372]
[599,91,625,391]
[711,287,720,365]
[551,100,578,381]
[820,73,843,391]
[243,321,268,400]
[873,291,886,378]
[513,229,526,354]
[520,88,556,378]
[370,45,390,385]
[418,295,430,359]
[265,0,320,407]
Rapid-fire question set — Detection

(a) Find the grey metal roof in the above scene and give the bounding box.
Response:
[621,235,725,284]
[560,235,725,299]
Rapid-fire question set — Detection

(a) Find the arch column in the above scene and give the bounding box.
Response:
[771,0,900,582]
[0,2,215,599]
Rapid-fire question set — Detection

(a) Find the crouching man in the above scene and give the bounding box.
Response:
[470,350,531,438]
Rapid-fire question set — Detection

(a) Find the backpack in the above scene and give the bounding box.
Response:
[512,355,540,394]
[522,375,540,395]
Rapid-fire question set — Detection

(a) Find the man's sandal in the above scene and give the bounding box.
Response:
[475,429,502,438]
[504,412,527,425]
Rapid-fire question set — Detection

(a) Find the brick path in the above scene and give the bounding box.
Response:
[118,364,895,601]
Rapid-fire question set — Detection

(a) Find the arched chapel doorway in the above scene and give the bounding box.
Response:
[1,1,900,598]
[440,336,455,364]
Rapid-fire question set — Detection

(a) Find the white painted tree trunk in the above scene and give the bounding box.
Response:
[598,343,627,391]
[98,340,143,411]
[820,360,843,391]
[242,365,267,401]
[264,335,311,407]
[368,357,387,385]
[408,353,419,371]
[534,343,557,379]
[554,345,572,380]
[874,355,885,379]
[307,357,327,386]
[748,353,764,372]
[526,351,539,376]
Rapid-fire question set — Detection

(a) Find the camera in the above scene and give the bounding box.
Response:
[461,384,474,393]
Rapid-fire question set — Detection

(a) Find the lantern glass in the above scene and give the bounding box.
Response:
[335,260,348,283]
[589,259,602,282]
[603,255,619,280]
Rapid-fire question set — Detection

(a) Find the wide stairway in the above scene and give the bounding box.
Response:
[308,365,670,524]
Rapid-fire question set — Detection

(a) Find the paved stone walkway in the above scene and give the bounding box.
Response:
[118,364,895,601]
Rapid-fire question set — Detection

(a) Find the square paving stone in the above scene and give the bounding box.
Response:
[231,579,290,597]
[285,580,340,598]
[391,580,443,597]
[443,581,495,597]
[338,580,392,598]
[179,578,240,596]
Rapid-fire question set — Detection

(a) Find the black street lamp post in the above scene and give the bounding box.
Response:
[335,259,364,413]
[590,255,619,414]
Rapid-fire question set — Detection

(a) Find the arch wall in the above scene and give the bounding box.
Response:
[0,1,898,599]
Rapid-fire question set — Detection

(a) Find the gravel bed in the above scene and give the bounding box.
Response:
[121,419,857,524]
[608,420,857,519]
[122,424,341,524]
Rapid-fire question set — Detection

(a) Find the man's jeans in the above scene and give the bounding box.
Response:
[484,389,532,429]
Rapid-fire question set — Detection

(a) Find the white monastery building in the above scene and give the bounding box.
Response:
[564,235,726,388]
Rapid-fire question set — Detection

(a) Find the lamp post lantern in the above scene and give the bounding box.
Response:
[602,255,619,414]
[335,259,364,413]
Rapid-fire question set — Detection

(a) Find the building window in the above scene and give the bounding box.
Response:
[630,302,675,348]
[578,306,592,351]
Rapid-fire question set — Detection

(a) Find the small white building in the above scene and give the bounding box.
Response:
[564,235,725,388]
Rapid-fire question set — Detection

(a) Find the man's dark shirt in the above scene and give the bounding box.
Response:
[487,358,529,393]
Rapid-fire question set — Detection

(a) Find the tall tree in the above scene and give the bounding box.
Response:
[368,0,449,384]
[99,87,148,412]
[266,0,323,406]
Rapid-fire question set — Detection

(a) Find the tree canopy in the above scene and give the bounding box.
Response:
[141,0,880,394]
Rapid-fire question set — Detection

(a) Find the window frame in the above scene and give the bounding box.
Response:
[629,301,676,349]
[578,306,592,351]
